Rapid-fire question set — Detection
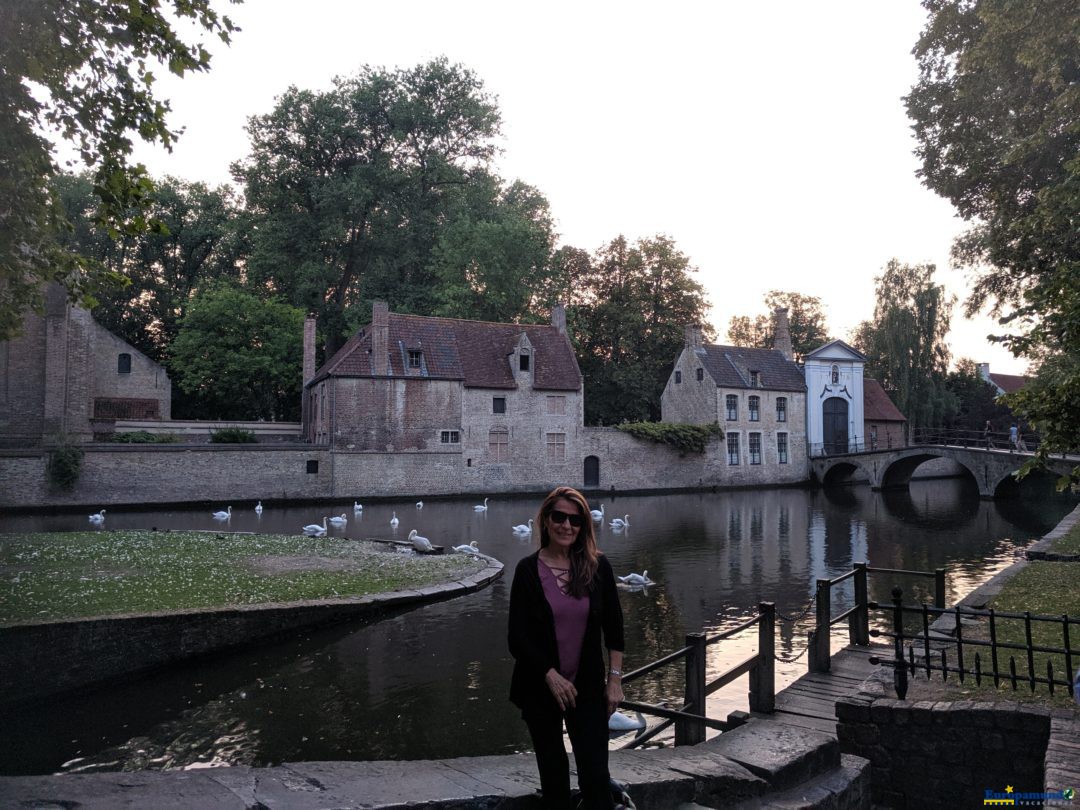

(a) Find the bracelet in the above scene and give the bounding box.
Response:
[608,668,623,677]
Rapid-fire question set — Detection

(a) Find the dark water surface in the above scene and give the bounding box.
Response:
[0,478,1074,775]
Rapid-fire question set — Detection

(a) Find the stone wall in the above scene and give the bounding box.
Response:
[836,695,1052,809]
[90,320,171,419]
[0,310,46,446]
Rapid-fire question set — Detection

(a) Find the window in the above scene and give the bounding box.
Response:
[546,432,566,461]
[306,459,319,474]
[748,395,760,421]
[118,353,132,374]
[750,370,761,387]
[696,367,704,381]
[725,394,738,421]
[519,352,530,372]
[408,350,422,369]
[777,433,788,464]
[493,397,506,414]
[776,397,787,422]
[489,427,509,461]
[440,430,460,444]
[749,432,762,465]
[546,395,566,415]
[831,365,840,384]
[727,433,740,465]
[675,370,682,384]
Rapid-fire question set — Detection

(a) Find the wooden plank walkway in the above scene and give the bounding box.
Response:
[751,644,889,737]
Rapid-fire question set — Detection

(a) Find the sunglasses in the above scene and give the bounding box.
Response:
[548,509,585,528]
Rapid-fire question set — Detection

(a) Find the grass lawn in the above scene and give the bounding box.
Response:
[0,530,487,624]
[903,560,1080,708]
[1049,520,1080,554]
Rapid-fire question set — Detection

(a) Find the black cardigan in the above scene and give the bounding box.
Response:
[507,551,625,714]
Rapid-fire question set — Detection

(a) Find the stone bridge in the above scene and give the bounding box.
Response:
[809,444,1076,499]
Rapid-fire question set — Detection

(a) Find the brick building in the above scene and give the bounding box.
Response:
[0,285,171,447]
[863,378,907,450]
[303,301,584,484]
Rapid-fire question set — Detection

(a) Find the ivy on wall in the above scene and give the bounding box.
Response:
[615,422,723,455]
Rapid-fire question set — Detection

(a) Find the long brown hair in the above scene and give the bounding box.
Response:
[535,486,599,597]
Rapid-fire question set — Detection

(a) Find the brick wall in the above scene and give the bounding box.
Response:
[0,310,47,445]
[661,348,717,425]
[90,320,171,419]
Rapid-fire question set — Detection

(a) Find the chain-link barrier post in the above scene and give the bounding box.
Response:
[749,602,775,713]
[850,562,869,646]
[675,632,706,746]
[808,579,832,673]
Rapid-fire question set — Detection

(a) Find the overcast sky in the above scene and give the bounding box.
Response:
[123,0,1025,374]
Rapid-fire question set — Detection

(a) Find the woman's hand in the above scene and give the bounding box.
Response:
[545,668,578,711]
[606,675,624,717]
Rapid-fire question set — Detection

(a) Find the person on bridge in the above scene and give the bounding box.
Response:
[508,486,626,809]
[984,420,993,450]
[1010,423,1020,452]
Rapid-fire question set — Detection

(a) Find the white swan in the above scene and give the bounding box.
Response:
[512,518,533,534]
[474,497,489,512]
[302,517,328,535]
[618,570,652,587]
[608,710,647,734]
[254,501,263,515]
[353,501,363,512]
[609,514,630,529]
[390,512,399,528]
[452,541,480,555]
[409,529,434,552]
[591,504,605,521]
[328,513,348,526]
[212,506,232,520]
[88,509,106,523]
[416,500,424,509]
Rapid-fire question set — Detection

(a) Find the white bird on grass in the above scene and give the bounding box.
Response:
[212,506,232,520]
[452,541,480,555]
[353,501,363,513]
[608,710,647,734]
[512,519,533,534]
[88,509,106,523]
[591,504,605,522]
[254,501,263,515]
[302,517,328,535]
[474,497,489,512]
[609,515,630,530]
[618,570,652,587]
[328,513,348,526]
[409,529,434,552]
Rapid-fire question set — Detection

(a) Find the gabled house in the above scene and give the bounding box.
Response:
[863,378,907,450]
[804,340,867,455]
[977,363,1027,396]
[303,302,583,477]
[661,310,807,476]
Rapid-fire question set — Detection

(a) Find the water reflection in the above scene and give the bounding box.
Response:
[0,478,1074,774]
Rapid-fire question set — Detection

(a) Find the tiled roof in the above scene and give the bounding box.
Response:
[312,312,581,391]
[863,378,906,422]
[698,344,806,391]
[989,372,1027,394]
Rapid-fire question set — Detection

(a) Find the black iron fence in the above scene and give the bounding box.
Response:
[911,426,1040,452]
[868,587,1080,700]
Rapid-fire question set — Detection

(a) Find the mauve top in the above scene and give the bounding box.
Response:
[538,559,590,683]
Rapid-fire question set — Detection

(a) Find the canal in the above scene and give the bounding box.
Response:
[0,476,1074,775]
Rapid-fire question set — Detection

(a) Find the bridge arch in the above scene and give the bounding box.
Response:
[878,452,979,492]
[816,458,874,488]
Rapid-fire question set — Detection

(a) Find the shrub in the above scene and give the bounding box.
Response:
[615,421,723,454]
[47,436,83,490]
[109,431,178,444]
[210,426,257,444]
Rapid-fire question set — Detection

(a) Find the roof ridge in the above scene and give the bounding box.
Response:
[385,311,554,329]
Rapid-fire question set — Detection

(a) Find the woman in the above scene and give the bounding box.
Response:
[508,486,626,809]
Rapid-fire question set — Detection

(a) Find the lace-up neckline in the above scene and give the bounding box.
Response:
[539,557,572,595]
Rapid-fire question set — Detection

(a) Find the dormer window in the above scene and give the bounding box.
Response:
[675,371,682,384]
[408,350,422,369]
[831,365,840,384]
[749,370,761,387]
[696,368,704,382]
[118,353,131,374]
[519,352,530,372]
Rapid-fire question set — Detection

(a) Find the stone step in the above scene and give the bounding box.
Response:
[700,719,841,791]
[677,755,870,810]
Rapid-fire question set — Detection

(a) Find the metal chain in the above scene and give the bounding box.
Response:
[774,644,811,664]
[777,590,818,624]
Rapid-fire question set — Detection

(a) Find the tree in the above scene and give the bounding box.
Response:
[53,172,244,363]
[0,0,238,341]
[169,284,304,421]
[234,58,502,355]
[943,359,1014,433]
[568,236,712,425]
[906,0,1080,482]
[852,260,957,429]
[727,290,830,359]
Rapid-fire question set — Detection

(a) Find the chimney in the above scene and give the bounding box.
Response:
[977,363,991,383]
[302,315,317,385]
[684,324,703,350]
[550,302,567,335]
[772,308,793,361]
[371,300,389,375]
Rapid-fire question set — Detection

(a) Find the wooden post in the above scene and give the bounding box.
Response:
[850,563,870,646]
[934,569,946,610]
[675,632,707,746]
[891,586,908,699]
[809,579,832,673]
[750,602,776,713]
